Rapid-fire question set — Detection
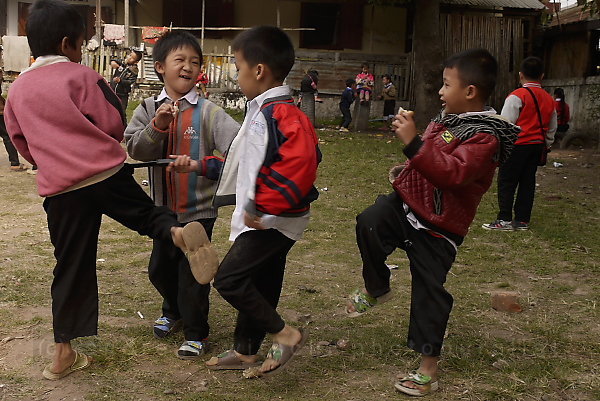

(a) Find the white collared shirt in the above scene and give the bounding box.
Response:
[229,85,309,242]
[156,87,199,105]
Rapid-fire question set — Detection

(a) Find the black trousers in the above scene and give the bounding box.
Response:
[340,105,352,128]
[383,99,396,117]
[497,144,544,223]
[356,193,456,357]
[117,94,129,114]
[213,229,295,355]
[149,218,215,340]
[0,115,21,166]
[43,165,179,343]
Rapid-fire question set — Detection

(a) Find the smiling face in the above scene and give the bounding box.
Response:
[439,67,472,115]
[234,50,261,100]
[155,45,201,99]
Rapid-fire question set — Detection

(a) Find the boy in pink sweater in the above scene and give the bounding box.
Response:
[5,0,217,380]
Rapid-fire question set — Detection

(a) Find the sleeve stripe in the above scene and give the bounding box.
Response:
[258,173,297,207]
[269,168,303,202]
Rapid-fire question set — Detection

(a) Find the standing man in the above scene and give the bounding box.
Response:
[483,56,556,231]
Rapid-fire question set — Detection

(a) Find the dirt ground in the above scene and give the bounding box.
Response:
[0,140,598,401]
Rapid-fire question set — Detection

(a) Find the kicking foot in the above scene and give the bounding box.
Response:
[394,371,439,396]
[172,222,219,284]
[260,326,308,376]
[206,350,260,370]
[345,289,393,317]
[43,350,92,380]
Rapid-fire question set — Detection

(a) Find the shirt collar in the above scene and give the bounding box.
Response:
[249,85,290,109]
[20,55,70,75]
[522,82,542,88]
[156,87,199,105]
[458,107,497,118]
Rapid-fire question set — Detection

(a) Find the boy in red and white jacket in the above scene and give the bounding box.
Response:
[169,26,320,376]
[346,49,520,396]
[483,56,556,231]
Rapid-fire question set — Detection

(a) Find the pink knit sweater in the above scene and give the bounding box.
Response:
[5,61,127,196]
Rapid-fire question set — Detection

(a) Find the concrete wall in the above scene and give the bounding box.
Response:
[544,76,600,140]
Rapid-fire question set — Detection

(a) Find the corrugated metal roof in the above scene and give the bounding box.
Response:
[441,0,545,9]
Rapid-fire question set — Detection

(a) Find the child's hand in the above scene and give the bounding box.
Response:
[166,155,199,174]
[244,212,266,230]
[153,103,177,131]
[392,109,417,145]
[388,164,405,184]
[113,77,121,83]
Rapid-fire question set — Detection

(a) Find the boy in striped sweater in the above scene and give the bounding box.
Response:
[125,30,240,359]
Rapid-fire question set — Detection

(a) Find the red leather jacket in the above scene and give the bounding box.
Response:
[393,112,519,243]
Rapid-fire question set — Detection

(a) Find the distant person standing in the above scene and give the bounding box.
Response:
[379,74,397,119]
[110,50,142,113]
[0,70,27,171]
[553,87,570,143]
[483,56,556,231]
[299,69,319,126]
[339,78,356,132]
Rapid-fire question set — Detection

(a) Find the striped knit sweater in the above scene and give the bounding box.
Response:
[125,95,240,222]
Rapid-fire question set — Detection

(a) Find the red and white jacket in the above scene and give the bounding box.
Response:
[501,83,557,147]
[199,86,321,241]
[393,111,520,244]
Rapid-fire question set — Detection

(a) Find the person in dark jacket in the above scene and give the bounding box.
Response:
[299,69,319,126]
[110,50,142,113]
[339,78,355,132]
[346,49,520,396]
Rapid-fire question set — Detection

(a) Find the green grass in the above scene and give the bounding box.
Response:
[0,130,598,400]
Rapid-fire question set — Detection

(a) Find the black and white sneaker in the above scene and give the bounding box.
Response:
[482,220,514,231]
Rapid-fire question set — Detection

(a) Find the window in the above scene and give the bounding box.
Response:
[300,1,363,50]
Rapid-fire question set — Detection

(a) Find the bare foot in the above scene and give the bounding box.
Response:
[50,343,76,374]
[233,352,258,364]
[397,356,439,390]
[259,325,302,373]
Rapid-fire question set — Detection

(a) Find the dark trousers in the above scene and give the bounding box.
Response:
[118,94,129,114]
[356,193,456,357]
[497,144,544,223]
[213,229,295,355]
[383,99,396,117]
[340,105,352,128]
[43,165,179,343]
[149,218,215,340]
[0,115,20,166]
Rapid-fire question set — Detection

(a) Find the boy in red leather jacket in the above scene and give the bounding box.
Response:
[346,49,520,396]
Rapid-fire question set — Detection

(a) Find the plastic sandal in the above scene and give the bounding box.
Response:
[394,371,439,396]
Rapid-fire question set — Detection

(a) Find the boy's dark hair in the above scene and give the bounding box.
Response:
[232,26,294,82]
[153,30,203,83]
[26,0,86,59]
[382,74,392,80]
[553,87,565,99]
[361,62,369,69]
[345,78,356,87]
[520,56,544,80]
[131,50,143,62]
[443,48,497,101]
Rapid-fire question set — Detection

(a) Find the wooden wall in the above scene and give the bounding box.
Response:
[439,13,533,111]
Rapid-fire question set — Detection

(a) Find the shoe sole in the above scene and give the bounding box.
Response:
[481,225,514,231]
[182,222,219,284]
[346,290,393,318]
